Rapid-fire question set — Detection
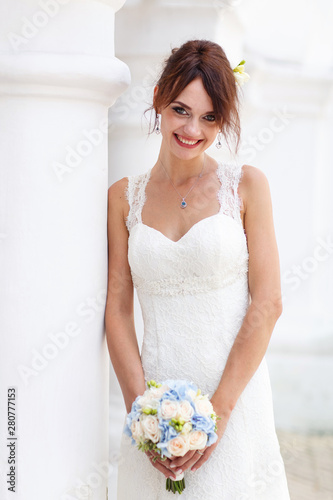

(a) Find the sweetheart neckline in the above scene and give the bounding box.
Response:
[126,161,246,244]
[131,212,243,244]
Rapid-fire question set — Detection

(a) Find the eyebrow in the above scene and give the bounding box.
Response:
[172,100,215,114]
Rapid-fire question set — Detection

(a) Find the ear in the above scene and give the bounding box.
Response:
[153,85,159,113]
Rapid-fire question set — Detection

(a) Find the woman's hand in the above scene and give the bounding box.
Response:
[145,449,179,480]
[167,406,231,475]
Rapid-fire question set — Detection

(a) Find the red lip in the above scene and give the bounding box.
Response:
[174,133,203,149]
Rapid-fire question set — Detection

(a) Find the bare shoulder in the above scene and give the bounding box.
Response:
[106,176,134,313]
[238,164,271,213]
[108,176,130,224]
[108,176,129,204]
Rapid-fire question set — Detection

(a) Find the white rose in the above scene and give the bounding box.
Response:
[140,415,161,443]
[131,420,144,442]
[177,400,194,422]
[160,400,179,420]
[137,394,151,406]
[195,397,214,417]
[150,384,169,399]
[187,389,197,400]
[167,435,190,457]
[137,394,159,411]
[189,430,208,450]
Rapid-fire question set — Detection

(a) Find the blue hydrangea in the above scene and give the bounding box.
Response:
[158,419,178,444]
[124,398,142,443]
[162,379,198,400]
[206,430,218,446]
[160,389,180,402]
[191,414,216,435]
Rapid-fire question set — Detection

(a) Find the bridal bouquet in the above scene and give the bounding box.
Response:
[124,379,220,495]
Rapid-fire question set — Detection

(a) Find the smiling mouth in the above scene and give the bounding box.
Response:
[174,133,203,146]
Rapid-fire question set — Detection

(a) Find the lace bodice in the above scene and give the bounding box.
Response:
[124,161,249,297]
[125,161,244,234]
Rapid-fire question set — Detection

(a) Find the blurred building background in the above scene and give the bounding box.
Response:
[108,0,333,498]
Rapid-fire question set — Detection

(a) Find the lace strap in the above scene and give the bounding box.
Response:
[217,162,244,223]
[124,170,151,233]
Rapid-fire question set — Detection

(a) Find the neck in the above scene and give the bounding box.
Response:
[157,148,206,186]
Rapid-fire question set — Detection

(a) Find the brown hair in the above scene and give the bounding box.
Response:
[144,39,242,153]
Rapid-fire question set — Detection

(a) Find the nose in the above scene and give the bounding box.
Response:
[182,117,202,139]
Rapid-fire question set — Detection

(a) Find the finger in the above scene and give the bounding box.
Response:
[146,454,178,480]
[169,450,197,469]
[145,451,174,472]
[175,451,205,473]
[191,450,211,472]
[150,449,170,462]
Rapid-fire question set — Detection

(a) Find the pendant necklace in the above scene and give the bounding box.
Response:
[159,154,206,209]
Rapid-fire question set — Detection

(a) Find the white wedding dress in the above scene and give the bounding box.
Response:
[117,161,290,500]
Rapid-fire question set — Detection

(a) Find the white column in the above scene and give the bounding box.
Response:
[0,2,130,500]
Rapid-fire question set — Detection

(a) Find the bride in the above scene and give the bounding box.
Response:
[105,39,290,499]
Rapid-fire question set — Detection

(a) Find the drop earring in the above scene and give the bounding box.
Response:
[215,130,222,149]
[155,113,161,134]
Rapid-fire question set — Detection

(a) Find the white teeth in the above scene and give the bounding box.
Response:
[176,134,199,145]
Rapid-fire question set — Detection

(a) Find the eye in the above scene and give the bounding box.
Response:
[205,114,216,122]
[172,106,188,115]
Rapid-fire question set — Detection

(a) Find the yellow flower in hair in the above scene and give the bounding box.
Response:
[233,60,250,87]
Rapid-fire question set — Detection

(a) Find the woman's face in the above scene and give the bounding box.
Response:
[156,77,220,160]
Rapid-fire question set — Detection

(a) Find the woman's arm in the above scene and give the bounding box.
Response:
[169,164,283,475]
[210,164,283,418]
[105,178,178,481]
[105,178,146,414]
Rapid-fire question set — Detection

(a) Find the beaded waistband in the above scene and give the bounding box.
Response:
[131,268,248,296]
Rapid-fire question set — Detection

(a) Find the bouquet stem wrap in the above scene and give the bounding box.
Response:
[166,472,185,494]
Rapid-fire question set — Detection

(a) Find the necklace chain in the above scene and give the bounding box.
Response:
[159,154,206,208]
